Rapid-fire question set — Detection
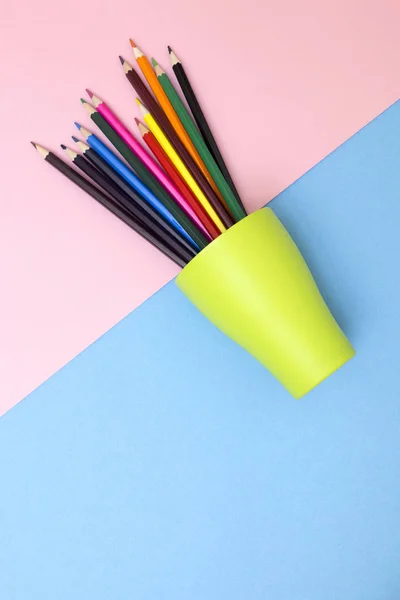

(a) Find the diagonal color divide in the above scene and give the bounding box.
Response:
[1,102,400,599]
[1,0,400,414]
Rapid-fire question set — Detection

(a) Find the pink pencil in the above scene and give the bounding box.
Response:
[86,90,210,238]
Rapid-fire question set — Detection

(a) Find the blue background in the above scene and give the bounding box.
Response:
[1,101,400,599]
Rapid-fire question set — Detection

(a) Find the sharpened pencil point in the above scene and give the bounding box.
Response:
[167,46,172,54]
[152,60,164,76]
[60,144,67,150]
[72,136,79,142]
[136,98,148,118]
[134,117,140,125]
[74,122,82,130]
[80,100,97,116]
[119,55,124,65]
[169,48,180,67]
[86,89,93,98]
[130,40,143,59]
[151,57,158,67]
[31,143,50,159]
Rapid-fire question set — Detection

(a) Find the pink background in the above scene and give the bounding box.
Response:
[1,0,399,415]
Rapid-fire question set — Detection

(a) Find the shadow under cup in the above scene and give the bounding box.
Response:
[176,208,355,398]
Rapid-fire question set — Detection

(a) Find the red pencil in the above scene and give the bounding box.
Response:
[135,119,221,241]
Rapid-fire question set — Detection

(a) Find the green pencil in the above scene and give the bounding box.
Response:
[80,98,208,250]
[151,58,247,222]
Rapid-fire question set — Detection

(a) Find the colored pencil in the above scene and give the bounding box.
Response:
[80,99,207,250]
[31,143,189,267]
[130,40,217,190]
[168,47,246,215]
[119,58,234,229]
[152,58,246,222]
[136,119,221,240]
[71,136,202,249]
[86,90,211,239]
[137,100,228,229]
[74,123,200,249]
[61,144,196,260]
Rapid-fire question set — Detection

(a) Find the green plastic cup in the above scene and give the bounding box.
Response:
[176,207,355,398]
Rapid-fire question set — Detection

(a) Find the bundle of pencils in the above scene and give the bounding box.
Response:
[32,40,247,267]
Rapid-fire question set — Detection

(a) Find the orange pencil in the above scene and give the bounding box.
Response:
[129,39,223,201]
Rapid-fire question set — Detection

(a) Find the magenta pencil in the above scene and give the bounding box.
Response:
[86,90,211,239]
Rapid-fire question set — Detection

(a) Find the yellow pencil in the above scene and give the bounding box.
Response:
[136,99,226,233]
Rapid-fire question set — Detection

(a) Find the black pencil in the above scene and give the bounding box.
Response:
[62,143,196,260]
[31,143,191,267]
[168,47,247,215]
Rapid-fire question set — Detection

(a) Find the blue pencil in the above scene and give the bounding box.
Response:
[74,123,199,248]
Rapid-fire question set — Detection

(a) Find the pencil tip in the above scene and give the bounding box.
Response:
[119,55,124,65]
[151,57,157,67]
[74,122,82,130]
[86,89,93,98]
[168,47,180,65]
[60,144,67,150]
[129,38,136,48]
[134,117,140,125]
[80,98,87,104]
[72,136,79,143]
[30,141,36,148]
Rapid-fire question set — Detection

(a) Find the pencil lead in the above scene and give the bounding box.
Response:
[60,144,67,149]
[151,57,158,67]
[129,38,136,48]
[167,46,172,54]
[30,141,36,148]
[71,136,79,143]
[74,122,82,130]
[86,89,93,98]
[80,98,87,104]
[119,55,124,65]
[134,117,140,125]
